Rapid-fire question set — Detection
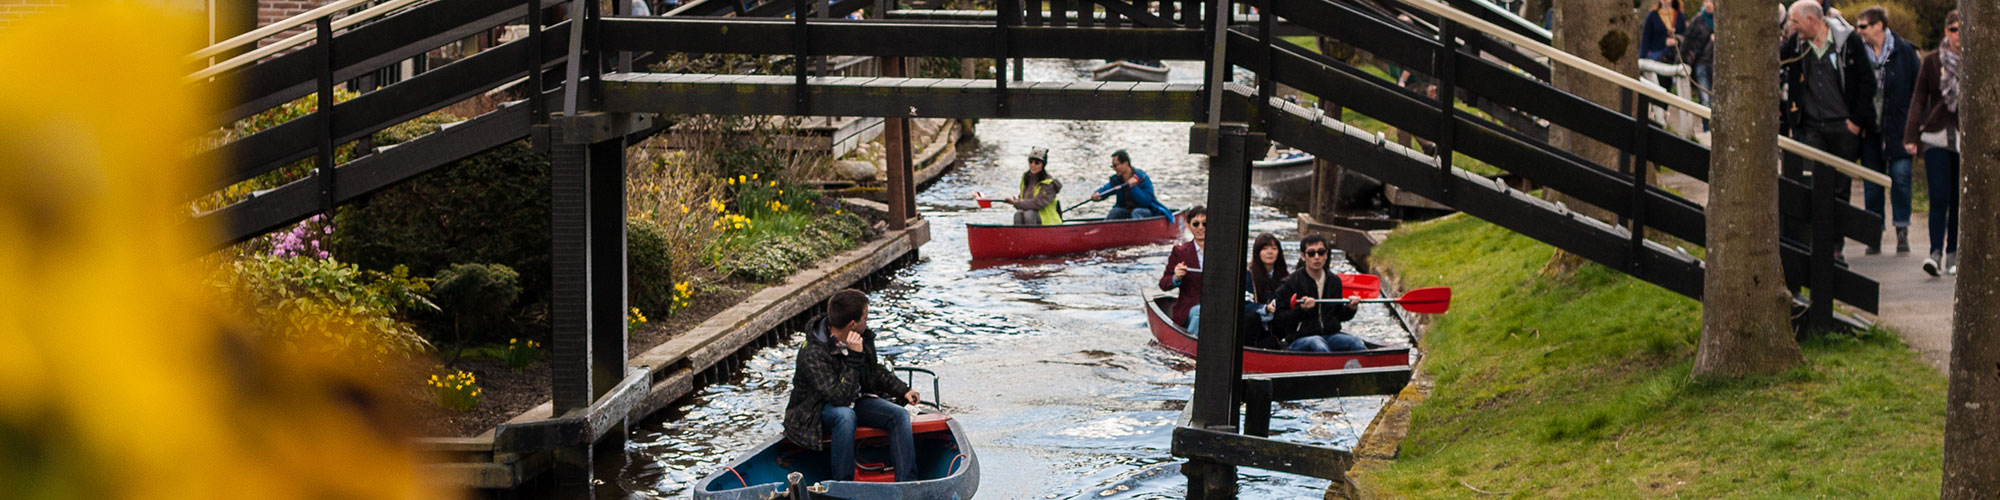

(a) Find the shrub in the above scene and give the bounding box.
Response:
[428,369,481,411]
[331,141,552,325]
[208,255,436,364]
[430,263,522,352]
[627,218,677,318]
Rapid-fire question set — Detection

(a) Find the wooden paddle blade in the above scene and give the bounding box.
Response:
[1340,273,1382,299]
[1394,287,1452,314]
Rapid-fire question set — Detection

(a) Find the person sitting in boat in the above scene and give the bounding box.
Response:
[782,289,922,482]
[1270,234,1370,352]
[1159,206,1206,332]
[1092,149,1172,220]
[1246,233,1291,349]
[1007,147,1063,226]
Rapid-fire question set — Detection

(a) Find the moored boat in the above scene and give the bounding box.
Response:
[966,215,1180,260]
[1250,152,1315,206]
[1141,287,1410,374]
[1089,60,1170,82]
[691,411,980,500]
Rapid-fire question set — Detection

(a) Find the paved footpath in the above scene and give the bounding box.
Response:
[1659,173,1955,373]
[1840,198,1956,373]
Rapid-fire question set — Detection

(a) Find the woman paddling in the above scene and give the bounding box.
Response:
[1007,147,1063,226]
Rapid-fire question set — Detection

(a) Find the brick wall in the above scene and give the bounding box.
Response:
[257,0,335,47]
[0,0,70,28]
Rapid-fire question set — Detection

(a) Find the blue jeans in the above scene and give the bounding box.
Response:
[820,398,915,482]
[1859,141,1913,228]
[1691,63,1713,105]
[1287,332,1368,352]
[1106,206,1160,220]
[1186,304,1202,337]
[1925,147,1960,255]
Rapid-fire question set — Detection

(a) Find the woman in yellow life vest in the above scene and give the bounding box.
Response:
[1008,147,1064,225]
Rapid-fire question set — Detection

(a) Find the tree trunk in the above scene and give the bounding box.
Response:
[1541,0,1637,276]
[1690,0,1802,378]
[1942,0,2000,494]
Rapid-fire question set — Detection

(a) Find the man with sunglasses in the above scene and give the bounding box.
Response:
[1853,6,1921,254]
[1269,234,1369,352]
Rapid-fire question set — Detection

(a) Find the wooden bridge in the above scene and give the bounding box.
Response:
[185,0,1890,496]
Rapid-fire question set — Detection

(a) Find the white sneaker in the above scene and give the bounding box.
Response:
[1923,254,1941,276]
[1947,253,1958,275]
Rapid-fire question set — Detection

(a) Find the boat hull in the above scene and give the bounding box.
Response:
[1142,293,1410,374]
[1089,60,1169,82]
[691,416,980,500]
[966,216,1179,260]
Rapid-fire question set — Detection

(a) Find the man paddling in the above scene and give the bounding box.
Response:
[1270,234,1370,352]
[1092,149,1172,220]
[783,289,921,482]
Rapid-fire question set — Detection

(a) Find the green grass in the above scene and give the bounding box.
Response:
[1361,214,1945,498]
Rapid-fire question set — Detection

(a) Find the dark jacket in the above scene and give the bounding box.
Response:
[1159,240,1203,326]
[1640,10,1686,63]
[1780,28,1878,135]
[1681,11,1714,67]
[1864,32,1922,158]
[1269,268,1358,344]
[1904,49,1961,147]
[782,318,911,451]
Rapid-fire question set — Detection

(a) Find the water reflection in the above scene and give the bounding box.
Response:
[607,59,1408,499]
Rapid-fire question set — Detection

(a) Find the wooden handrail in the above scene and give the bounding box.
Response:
[1399,0,1890,187]
[184,0,428,83]
[188,0,375,62]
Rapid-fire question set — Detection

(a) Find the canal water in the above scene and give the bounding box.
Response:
[602,59,1412,499]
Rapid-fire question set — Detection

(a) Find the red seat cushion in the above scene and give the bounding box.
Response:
[850,412,952,440]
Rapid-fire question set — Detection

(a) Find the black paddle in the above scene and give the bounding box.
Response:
[1059,184,1126,215]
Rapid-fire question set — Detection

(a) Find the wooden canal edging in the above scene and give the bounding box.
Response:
[416,219,930,488]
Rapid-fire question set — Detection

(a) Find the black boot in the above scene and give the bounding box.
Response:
[1895,227,1910,254]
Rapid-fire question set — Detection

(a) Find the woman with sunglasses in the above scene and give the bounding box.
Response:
[1270,233,1368,352]
[1007,147,1063,226]
[1158,207,1207,333]
[1903,10,1962,275]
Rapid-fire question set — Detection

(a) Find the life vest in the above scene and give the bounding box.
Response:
[1023,177,1063,225]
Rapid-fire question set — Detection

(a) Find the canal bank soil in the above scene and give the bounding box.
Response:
[412,271,757,438]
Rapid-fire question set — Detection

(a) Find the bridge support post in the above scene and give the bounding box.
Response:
[548,112,634,494]
[1182,123,1261,500]
[883,57,913,230]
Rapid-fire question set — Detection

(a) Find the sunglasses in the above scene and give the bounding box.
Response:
[1303,248,1329,257]
[1189,220,1206,228]
[1948,26,1960,33]
[1856,22,1875,29]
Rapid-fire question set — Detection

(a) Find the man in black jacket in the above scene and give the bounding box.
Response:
[782,289,920,481]
[1269,234,1369,352]
[1778,0,1874,256]
[1853,6,1921,254]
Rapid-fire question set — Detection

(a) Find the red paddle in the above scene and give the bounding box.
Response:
[1288,287,1452,314]
[1339,273,1381,299]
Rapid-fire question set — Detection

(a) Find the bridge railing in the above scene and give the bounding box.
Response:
[1235,0,1878,327]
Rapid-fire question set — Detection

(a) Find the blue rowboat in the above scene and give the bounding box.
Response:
[690,412,980,499]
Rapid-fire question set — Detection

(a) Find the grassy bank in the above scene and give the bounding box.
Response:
[1359,215,1945,498]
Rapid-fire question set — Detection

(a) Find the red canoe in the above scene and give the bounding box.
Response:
[1142,292,1410,374]
[966,215,1180,260]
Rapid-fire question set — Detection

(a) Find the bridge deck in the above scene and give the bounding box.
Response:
[600,73,1203,121]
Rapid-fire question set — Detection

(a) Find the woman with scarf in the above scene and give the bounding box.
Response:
[1903,10,1962,276]
[1008,147,1063,226]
